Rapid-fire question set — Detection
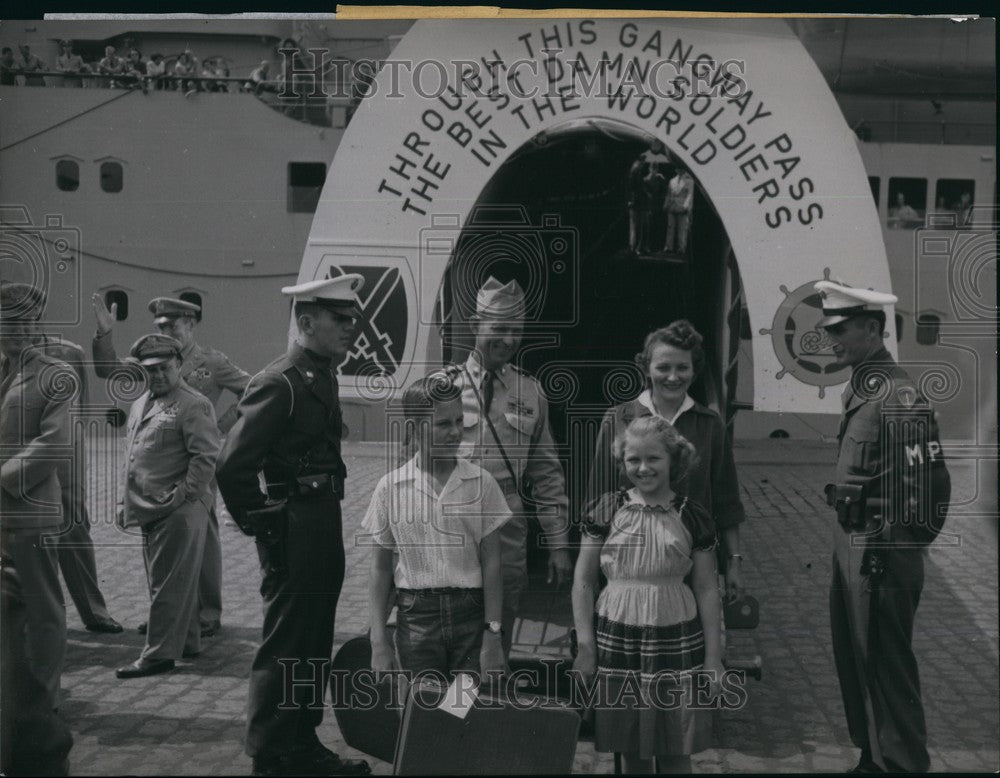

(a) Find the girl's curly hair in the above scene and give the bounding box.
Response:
[613,415,699,488]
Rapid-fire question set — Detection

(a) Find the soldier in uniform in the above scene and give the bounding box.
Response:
[116,334,221,679]
[0,282,74,710]
[452,277,572,655]
[93,293,251,637]
[0,283,123,634]
[816,280,951,774]
[216,276,371,777]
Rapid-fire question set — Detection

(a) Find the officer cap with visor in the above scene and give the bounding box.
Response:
[148,297,201,326]
[814,280,897,329]
[282,274,365,320]
[129,333,184,366]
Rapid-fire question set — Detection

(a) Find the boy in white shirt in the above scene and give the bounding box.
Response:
[365,370,509,681]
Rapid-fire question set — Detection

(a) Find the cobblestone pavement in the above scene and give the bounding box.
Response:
[56,437,997,775]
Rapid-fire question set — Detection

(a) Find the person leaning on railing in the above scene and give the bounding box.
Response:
[97,46,126,88]
[0,47,17,86]
[56,40,88,87]
[173,49,200,93]
[145,53,167,89]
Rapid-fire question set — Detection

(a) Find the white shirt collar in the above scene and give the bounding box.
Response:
[637,390,694,424]
[392,454,479,487]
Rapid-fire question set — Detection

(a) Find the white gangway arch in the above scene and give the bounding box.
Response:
[298,18,891,434]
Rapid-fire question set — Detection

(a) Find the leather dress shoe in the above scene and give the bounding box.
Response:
[182,648,201,659]
[115,658,175,679]
[137,621,148,635]
[200,620,221,637]
[86,618,124,634]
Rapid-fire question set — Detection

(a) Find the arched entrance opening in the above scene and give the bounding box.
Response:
[437,117,750,445]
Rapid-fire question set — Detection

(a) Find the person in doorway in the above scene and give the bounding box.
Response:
[664,165,695,254]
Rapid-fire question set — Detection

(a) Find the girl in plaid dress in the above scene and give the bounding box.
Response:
[572,415,723,773]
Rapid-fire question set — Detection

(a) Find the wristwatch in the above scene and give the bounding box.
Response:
[484,621,503,635]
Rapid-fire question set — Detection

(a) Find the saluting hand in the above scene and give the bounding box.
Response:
[547,548,573,589]
[92,292,117,334]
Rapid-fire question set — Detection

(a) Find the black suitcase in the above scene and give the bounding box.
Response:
[330,633,402,764]
[394,677,580,775]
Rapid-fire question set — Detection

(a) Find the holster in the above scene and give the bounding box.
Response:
[245,501,289,578]
[825,483,890,534]
[825,483,866,531]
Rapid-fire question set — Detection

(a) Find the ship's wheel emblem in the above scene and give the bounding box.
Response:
[759,269,850,398]
[326,264,407,377]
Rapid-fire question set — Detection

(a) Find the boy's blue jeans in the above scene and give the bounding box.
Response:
[395,588,484,678]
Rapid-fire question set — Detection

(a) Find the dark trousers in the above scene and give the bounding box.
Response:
[395,588,484,678]
[245,496,345,759]
[830,528,929,773]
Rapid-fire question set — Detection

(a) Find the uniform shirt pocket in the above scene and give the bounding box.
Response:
[503,411,536,438]
[847,419,881,474]
[146,418,178,450]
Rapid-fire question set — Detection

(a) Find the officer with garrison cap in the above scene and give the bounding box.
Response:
[116,334,220,679]
[816,280,951,774]
[453,277,572,656]
[93,293,251,638]
[216,276,370,777]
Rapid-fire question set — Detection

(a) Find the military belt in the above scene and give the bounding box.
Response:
[266,472,343,501]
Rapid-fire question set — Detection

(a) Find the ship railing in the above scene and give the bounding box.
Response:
[3,70,357,128]
[854,119,996,145]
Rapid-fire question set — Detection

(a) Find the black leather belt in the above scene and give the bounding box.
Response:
[266,473,343,501]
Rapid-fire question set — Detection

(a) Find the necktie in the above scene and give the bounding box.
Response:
[482,370,495,417]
